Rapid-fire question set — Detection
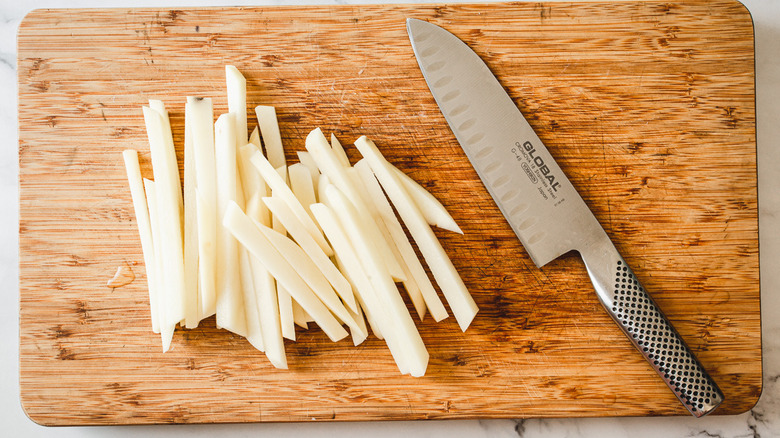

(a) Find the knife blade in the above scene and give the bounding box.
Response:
[407,17,724,417]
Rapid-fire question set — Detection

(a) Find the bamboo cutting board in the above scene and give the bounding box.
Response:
[18,0,760,425]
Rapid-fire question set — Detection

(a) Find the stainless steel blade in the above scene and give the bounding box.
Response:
[407,18,724,417]
[407,18,604,268]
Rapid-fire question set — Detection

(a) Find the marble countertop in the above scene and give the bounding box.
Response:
[5,0,779,436]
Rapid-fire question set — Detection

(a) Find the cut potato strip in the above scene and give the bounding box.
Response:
[292,300,309,329]
[262,196,358,315]
[186,97,218,319]
[142,105,186,332]
[350,163,426,320]
[255,105,285,168]
[322,185,429,376]
[330,133,351,167]
[354,159,448,322]
[288,163,317,218]
[296,151,320,189]
[223,202,349,342]
[256,223,364,339]
[249,126,261,148]
[355,136,478,331]
[183,108,200,328]
[304,128,405,281]
[147,101,183,219]
[122,150,159,334]
[238,143,265,201]
[226,65,248,144]
[277,284,295,341]
[239,247,265,351]
[246,196,287,367]
[143,179,174,350]
[214,112,248,337]
[390,164,463,234]
[250,151,333,257]
[312,204,384,341]
[195,189,217,322]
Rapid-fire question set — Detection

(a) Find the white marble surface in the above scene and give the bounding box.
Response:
[4,0,780,436]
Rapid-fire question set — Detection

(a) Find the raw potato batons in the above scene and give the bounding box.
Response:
[122,65,476,375]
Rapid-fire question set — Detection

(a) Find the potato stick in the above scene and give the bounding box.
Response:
[255,105,285,168]
[142,106,186,331]
[246,196,287,368]
[195,189,217,321]
[185,97,217,318]
[256,226,365,339]
[296,151,320,189]
[291,300,310,329]
[122,150,159,333]
[277,283,295,341]
[354,159,449,322]
[330,133,351,167]
[346,166,409,284]
[147,100,183,219]
[288,163,317,219]
[355,136,478,331]
[250,151,333,256]
[224,202,348,342]
[263,196,357,313]
[249,126,261,148]
[144,179,175,351]
[315,205,381,342]
[390,164,462,234]
[304,128,404,280]
[238,143,264,201]
[239,246,265,351]
[183,107,200,328]
[322,186,428,376]
[215,112,248,337]
[226,65,248,144]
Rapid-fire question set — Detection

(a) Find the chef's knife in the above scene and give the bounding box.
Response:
[407,18,724,417]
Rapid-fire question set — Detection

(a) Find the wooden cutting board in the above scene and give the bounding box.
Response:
[18,0,760,425]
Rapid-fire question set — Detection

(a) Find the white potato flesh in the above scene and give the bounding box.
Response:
[262,196,358,315]
[147,100,183,218]
[355,136,478,332]
[255,105,285,169]
[226,65,249,144]
[296,151,320,190]
[288,163,317,218]
[223,202,349,342]
[390,164,463,234]
[142,106,186,332]
[246,196,287,368]
[185,97,218,319]
[322,185,429,376]
[249,126,261,148]
[182,108,200,328]
[291,300,309,329]
[239,247,265,351]
[250,151,333,256]
[143,179,175,351]
[311,203,383,342]
[195,189,217,322]
[354,159,449,322]
[330,133,351,167]
[304,128,405,281]
[214,112,248,337]
[277,284,295,341]
[238,143,265,202]
[122,150,159,333]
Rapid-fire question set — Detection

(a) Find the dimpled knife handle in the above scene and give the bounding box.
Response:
[581,239,724,417]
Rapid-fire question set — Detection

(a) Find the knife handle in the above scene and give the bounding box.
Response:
[580,237,724,417]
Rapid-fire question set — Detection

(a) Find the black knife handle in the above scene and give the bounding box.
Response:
[580,238,724,417]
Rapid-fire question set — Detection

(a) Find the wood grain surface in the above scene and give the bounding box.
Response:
[18,0,760,425]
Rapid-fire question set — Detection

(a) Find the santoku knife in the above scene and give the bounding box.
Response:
[407,18,724,417]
